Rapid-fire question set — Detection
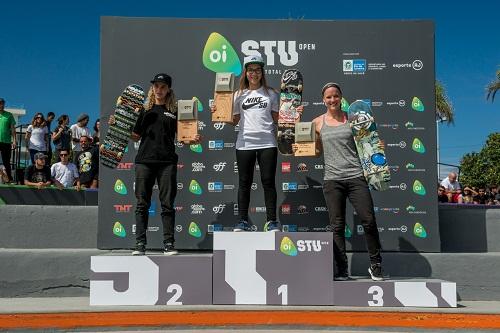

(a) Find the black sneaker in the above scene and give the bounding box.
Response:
[368,263,384,281]
[264,220,281,232]
[132,243,146,256]
[233,220,251,232]
[164,243,178,256]
[334,268,350,281]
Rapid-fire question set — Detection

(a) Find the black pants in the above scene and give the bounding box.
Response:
[236,147,277,222]
[323,177,382,271]
[134,163,177,245]
[0,142,12,182]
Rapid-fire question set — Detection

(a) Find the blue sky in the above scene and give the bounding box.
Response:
[1,0,498,169]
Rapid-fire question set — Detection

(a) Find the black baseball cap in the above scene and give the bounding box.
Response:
[150,73,172,87]
[0,98,4,103]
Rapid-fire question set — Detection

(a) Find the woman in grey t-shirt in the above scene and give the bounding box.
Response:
[294,82,384,281]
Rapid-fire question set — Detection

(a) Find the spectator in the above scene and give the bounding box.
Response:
[474,188,488,205]
[70,113,91,164]
[24,152,52,189]
[462,187,477,204]
[52,115,71,162]
[440,172,461,203]
[0,97,17,182]
[75,135,98,189]
[0,157,9,184]
[26,113,49,165]
[92,118,100,146]
[437,185,449,203]
[46,112,55,164]
[51,149,80,190]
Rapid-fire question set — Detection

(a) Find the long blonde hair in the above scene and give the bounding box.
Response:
[145,86,177,113]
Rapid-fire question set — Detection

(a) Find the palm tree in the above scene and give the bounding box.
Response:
[486,68,500,102]
[435,80,454,124]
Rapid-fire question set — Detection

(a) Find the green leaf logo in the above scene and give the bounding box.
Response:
[189,179,202,195]
[114,179,127,195]
[202,32,241,75]
[412,97,424,112]
[113,222,126,238]
[406,163,415,169]
[406,205,416,212]
[188,222,202,238]
[193,97,203,112]
[412,138,426,153]
[341,98,350,112]
[280,236,298,256]
[190,144,203,153]
[345,225,352,238]
[414,222,427,238]
[405,122,414,128]
[413,180,426,196]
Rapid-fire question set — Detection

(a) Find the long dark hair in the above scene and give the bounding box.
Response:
[31,113,46,128]
[57,114,69,127]
[237,65,274,96]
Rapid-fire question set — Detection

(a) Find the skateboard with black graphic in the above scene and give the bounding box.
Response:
[347,100,391,191]
[100,84,145,168]
[277,69,303,155]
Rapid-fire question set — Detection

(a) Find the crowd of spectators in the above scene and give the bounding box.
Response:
[438,172,500,205]
[0,98,99,190]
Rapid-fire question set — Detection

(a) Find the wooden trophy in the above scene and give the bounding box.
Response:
[177,99,198,143]
[212,72,234,123]
[294,122,316,156]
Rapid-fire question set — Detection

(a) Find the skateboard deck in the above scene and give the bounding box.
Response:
[278,69,303,155]
[347,100,391,191]
[100,84,145,169]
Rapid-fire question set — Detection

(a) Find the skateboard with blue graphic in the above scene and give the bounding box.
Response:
[278,69,303,155]
[347,100,390,191]
[100,84,145,168]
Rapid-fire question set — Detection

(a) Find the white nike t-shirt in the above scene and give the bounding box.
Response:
[233,87,279,150]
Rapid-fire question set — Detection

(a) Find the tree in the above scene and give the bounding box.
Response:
[486,68,500,102]
[460,133,500,187]
[435,80,454,124]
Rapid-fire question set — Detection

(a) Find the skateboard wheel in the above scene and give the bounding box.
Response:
[116,97,122,105]
[297,84,303,93]
[117,152,123,158]
[281,83,286,90]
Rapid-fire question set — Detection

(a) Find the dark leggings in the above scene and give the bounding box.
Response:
[323,177,382,270]
[236,147,277,222]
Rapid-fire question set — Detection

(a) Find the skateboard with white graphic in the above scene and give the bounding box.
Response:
[100,84,145,168]
[277,69,303,155]
[347,100,391,191]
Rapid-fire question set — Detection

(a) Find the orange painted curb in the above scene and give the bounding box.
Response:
[1,311,500,330]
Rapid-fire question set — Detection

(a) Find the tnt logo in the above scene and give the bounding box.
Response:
[114,204,132,213]
[117,162,133,170]
[281,162,291,173]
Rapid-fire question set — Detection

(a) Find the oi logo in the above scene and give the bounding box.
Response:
[113,222,126,238]
[412,138,426,153]
[188,222,202,238]
[341,98,350,112]
[414,222,427,238]
[344,224,352,238]
[280,236,298,256]
[189,180,203,195]
[413,180,426,196]
[202,32,242,75]
[412,97,424,112]
[193,97,203,112]
[114,179,127,195]
[190,144,203,153]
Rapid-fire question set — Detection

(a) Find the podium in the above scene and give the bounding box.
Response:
[89,232,456,307]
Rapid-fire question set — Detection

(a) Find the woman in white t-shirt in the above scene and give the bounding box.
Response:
[212,55,302,232]
[25,113,49,165]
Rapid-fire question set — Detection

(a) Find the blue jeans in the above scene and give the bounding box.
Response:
[134,163,177,245]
